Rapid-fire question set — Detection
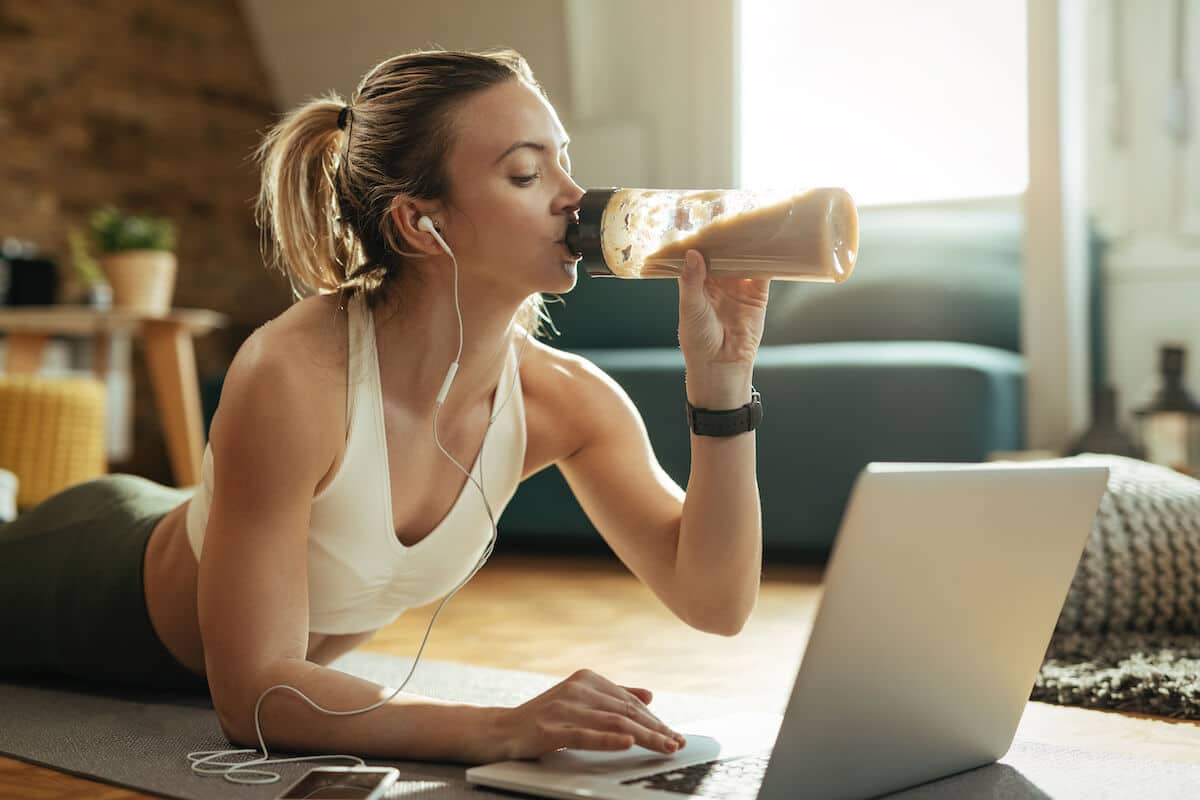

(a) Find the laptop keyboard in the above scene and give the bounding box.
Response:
[619,752,770,800]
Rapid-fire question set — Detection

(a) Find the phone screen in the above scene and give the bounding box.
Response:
[278,768,392,799]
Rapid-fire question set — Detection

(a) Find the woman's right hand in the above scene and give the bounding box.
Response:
[482,669,689,762]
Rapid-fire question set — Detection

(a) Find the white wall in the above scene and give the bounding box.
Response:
[238,0,736,190]
[240,0,574,118]
[561,0,736,189]
[1087,0,1200,427]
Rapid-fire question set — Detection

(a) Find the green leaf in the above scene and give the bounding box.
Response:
[88,206,177,254]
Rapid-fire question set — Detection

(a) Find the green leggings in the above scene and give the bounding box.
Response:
[0,474,209,693]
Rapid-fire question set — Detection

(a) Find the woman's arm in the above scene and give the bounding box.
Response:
[194,328,484,760]
[677,366,761,635]
[674,250,769,632]
[557,250,769,635]
[555,361,760,636]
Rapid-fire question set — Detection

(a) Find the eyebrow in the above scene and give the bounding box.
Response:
[493,137,571,165]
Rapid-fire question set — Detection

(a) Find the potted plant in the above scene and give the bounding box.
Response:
[87,206,178,314]
[67,228,112,309]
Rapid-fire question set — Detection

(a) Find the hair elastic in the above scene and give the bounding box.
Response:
[336,105,351,131]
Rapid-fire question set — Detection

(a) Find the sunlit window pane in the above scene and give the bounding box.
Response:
[738,0,1028,205]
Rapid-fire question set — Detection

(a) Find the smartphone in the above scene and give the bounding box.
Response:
[275,765,400,799]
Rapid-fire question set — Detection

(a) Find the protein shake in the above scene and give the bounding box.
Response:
[564,187,859,282]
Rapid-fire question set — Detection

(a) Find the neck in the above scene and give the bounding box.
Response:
[370,276,526,422]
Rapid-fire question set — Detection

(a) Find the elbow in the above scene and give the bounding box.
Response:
[703,614,750,637]
[213,682,263,747]
[684,599,755,637]
[210,673,272,747]
[688,616,747,637]
[216,702,252,747]
[207,654,307,746]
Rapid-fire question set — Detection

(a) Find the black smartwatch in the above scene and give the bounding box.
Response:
[686,387,763,437]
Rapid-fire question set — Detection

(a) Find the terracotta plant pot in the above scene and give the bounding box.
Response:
[98,250,177,314]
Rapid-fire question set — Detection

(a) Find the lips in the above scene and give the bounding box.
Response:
[558,241,580,261]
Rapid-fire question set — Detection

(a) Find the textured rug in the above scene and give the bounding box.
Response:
[5,651,1200,799]
[1029,455,1200,719]
[1034,632,1200,717]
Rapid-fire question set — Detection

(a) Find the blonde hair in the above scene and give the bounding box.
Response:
[253,47,560,337]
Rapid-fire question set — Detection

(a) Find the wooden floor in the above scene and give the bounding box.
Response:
[4,551,1200,798]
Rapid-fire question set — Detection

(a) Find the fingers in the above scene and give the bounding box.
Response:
[620,685,653,704]
[553,726,637,752]
[525,670,690,756]
[678,250,708,315]
[569,707,684,754]
[585,687,684,748]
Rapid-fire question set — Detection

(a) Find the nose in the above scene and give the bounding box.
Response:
[558,181,584,223]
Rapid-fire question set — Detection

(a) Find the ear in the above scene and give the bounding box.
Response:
[388,196,444,256]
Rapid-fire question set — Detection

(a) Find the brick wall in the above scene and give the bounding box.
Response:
[0,0,291,484]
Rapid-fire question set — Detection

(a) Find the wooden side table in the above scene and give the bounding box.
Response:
[0,306,229,487]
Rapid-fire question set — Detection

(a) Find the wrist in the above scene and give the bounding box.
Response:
[464,706,512,764]
[685,368,753,410]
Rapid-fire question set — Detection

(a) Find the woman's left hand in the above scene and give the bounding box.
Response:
[677,249,770,371]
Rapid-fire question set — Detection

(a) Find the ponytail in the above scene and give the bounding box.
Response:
[253,92,365,302]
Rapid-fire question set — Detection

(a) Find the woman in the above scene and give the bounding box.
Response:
[0,48,769,765]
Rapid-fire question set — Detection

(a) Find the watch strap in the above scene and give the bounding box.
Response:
[686,387,763,436]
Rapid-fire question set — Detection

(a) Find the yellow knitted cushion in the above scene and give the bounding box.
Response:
[0,375,107,510]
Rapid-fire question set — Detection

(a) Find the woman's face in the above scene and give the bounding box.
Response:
[435,79,585,296]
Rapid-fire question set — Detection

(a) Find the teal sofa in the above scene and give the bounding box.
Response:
[498,205,1026,558]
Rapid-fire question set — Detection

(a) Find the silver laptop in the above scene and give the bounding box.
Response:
[467,460,1110,800]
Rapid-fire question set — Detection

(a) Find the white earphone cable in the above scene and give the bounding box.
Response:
[188,219,533,785]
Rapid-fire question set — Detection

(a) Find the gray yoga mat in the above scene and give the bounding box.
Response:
[4,651,1200,799]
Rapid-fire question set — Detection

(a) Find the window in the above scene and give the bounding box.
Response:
[737,0,1029,206]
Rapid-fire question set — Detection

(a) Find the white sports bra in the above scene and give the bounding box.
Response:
[185,293,528,634]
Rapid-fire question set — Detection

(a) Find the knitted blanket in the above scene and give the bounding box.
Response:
[1031,454,1200,717]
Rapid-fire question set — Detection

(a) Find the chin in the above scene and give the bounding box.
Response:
[540,256,577,288]
[557,260,580,291]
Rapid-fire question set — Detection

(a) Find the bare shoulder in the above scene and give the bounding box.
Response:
[214,294,349,463]
[242,293,350,373]
[521,336,618,397]
[517,334,631,466]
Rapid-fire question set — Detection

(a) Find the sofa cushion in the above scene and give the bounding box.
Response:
[763,204,1023,353]
[543,276,682,350]
[762,262,1021,352]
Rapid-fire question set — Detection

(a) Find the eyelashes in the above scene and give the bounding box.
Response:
[511,160,573,187]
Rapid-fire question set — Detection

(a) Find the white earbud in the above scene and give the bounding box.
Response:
[416,213,459,405]
[417,215,452,257]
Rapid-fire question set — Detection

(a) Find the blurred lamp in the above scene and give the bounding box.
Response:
[1134,345,1200,476]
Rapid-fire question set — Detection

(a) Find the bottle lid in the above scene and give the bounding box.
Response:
[564,188,618,277]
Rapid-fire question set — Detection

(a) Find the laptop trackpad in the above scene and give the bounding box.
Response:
[539,735,723,776]
[537,712,783,778]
